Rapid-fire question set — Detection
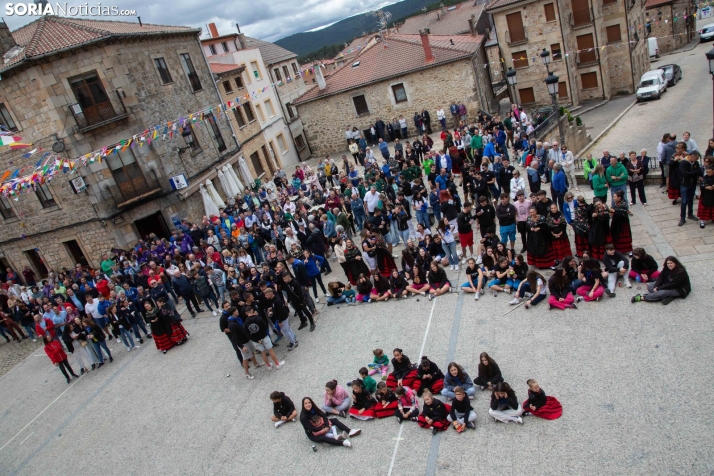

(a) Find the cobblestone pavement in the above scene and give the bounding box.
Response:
[0,337,40,378]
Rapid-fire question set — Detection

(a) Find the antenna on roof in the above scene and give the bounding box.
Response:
[137,16,142,27]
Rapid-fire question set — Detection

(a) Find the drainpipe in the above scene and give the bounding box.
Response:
[555,0,577,105]
[587,1,607,100]
[623,0,637,94]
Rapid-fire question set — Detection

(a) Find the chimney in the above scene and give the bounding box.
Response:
[313,63,327,90]
[208,22,219,38]
[235,23,241,34]
[419,29,434,63]
[0,21,16,58]
[237,33,247,49]
[467,18,475,36]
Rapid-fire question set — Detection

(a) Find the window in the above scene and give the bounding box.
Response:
[581,72,599,89]
[551,43,562,61]
[205,112,226,152]
[571,0,591,26]
[244,102,256,122]
[106,148,152,201]
[209,44,217,56]
[276,133,287,153]
[286,103,295,120]
[255,104,265,122]
[606,24,622,43]
[352,95,369,116]
[69,72,115,126]
[265,99,275,117]
[180,53,202,92]
[223,80,233,93]
[233,107,246,128]
[262,145,276,173]
[35,184,56,208]
[392,83,408,103]
[221,41,229,53]
[274,68,282,81]
[558,81,568,98]
[506,12,526,43]
[0,103,17,131]
[251,61,261,79]
[518,87,535,104]
[282,65,290,79]
[181,125,201,152]
[576,33,596,63]
[544,3,556,21]
[292,63,299,75]
[295,134,306,150]
[154,57,173,84]
[235,75,244,89]
[512,51,529,69]
[250,151,264,175]
[0,195,16,219]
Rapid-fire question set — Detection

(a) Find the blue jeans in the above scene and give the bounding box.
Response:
[442,386,475,399]
[488,184,500,201]
[327,295,347,305]
[119,328,135,349]
[432,209,442,223]
[680,185,696,217]
[442,240,458,266]
[400,229,410,245]
[92,340,112,364]
[610,184,628,208]
[279,319,296,345]
[23,324,36,339]
[570,279,583,293]
[416,210,429,228]
[516,282,546,305]
[354,215,365,231]
[132,320,149,340]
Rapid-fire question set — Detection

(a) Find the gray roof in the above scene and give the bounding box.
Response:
[244,36,296,66]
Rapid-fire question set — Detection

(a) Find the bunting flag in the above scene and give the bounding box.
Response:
[0,135,20,146]
[21,148,37,159]
[9,142,32,150]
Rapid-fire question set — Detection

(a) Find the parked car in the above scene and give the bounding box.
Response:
[648,37,659,58]
[636,70,667,102]
[700,23,714,42]
[658,64,682,86]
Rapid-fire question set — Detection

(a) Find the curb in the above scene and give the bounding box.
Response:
[573,100,609,117]
[575,99,637,157]
[663,37,701,56]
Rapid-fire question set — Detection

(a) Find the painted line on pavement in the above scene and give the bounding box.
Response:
[8,347,145,476]
[425,290,465,476]
[19,432,33,445]
[386,298,437,476]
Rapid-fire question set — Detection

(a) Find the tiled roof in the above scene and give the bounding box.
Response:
[244,36,297,65]
[3,16,197,73]
[294,34,484,105]
[645,0,674,8]
[335,34,377,60]
[398,1,487,35]
[209,63,244,75]
[485,0,526,12]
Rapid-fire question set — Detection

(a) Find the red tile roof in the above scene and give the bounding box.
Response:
[2,16,198,73]
[294,34,484,105]
[209,63,244,75]
[645,0,674,8]
[398,1,486,35]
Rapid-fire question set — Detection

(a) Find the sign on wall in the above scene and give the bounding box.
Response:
[69,176,87,194]
[169,174,188,190]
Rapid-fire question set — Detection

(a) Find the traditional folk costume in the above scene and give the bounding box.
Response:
[546,210,572,262]
[526,214,553,269]
[610,201,633,254]
[522,387,562,420]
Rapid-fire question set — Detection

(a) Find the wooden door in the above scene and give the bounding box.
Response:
[576,34,596,63]
[70,74,115,125]
[571,0,590,25]
[506,12,526,43]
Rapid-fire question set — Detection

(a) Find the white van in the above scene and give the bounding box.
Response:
[648,37,659,58]
[636,70,667,101]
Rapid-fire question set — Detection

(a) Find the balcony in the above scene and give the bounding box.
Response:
[104,168,163,209]
[577,48,599,66]
[506,27,528,45]
[570,9,593,28]
[70,90,129,134]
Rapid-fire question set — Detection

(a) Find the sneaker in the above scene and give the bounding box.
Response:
[32,338,37,343]
[576,296,583,303]
[661,296,674,305]
[570,303,578,309]
[403,295,408,299]
[266,364,273,371]
[512,416,523,424]
[246,373,254,379]
[520,248,527,253]
[337,431,347,441]
[504,287,511,294]
[625,280,632,289]
[466,422,475,430]
[196,309,206,313]
[604,289,615,297]
[432,427,439,435]
[509,297,520,305]
[343,440,352,448]
[365,298,371,303]
[138,339,144,344]
[461,257,466,264]
[310,324,316,332]
[428,294,434,301]
[287,342,294,351]
[315,297,320,303]
[678,218,685,226]
[294,341,299,349]
[109,357,113,363]
[631,294,642,303]
[476,256,482,265]
[454,265,459,271]
[116,339,122,345]
[492,290,498,297]
[297,322,307,330]
[275,420,285,428]
[420,291,426,297]
[127,348,132,352]
[212,311,217,316]
[474,293,480,301]
[701,222,706,229]
[274,360,285,369]
[688,214,698,221]
[449,265,454,271]
[349,429,361,437]
[339,410,347,418]
[524,292,533,298]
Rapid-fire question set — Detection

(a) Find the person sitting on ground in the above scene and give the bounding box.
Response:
[386,348,418,389]
[448,386,477,432]
[487,256,512,297]
[373,381,399,418]
[371,271,393,302]
[631,256,691,305]
[418,390,450,434]
[348,379,377,420]
[394,385,420,422]
[300,397,360,448]
[416,356,445,396]
[270,391,298,428]
[389,269,409,299]
[629,248,660,283]
[473,352,504,391]
[461,257,485,300]
[522,379,562,420]
[488,382,524,424]
[427,261,451,301]
[576,259,606,302]
[348,366,377,394]
[442,362,475,400]
[406,266,429,297]
[323,379,351,417]
[547,267,578,310]
[509,270,547,309]
[602,244,631,297]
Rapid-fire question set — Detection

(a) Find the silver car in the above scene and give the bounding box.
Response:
[701,23,714,42]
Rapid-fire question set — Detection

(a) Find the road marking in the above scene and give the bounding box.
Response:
[19,433,33,445]
[0,375,83,452]
[386,298,437,476]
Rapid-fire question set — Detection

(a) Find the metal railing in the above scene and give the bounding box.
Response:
[577,48,599,65]
[532,110,558,140]
[570,8,592,27]
[506,27,527,45]
[70,90,128,132]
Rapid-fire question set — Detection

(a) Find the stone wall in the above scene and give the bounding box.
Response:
[539,114,591,157]
[297,59,484,157]
[646,1,696,54]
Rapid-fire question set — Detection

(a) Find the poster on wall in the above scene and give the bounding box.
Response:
[69,176,87,194]
[169,212,182,229]
[700,6,713,19]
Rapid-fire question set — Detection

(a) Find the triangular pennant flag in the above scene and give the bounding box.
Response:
[21,148,38,159]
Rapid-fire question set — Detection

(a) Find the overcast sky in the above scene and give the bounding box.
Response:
[3,0,395,42]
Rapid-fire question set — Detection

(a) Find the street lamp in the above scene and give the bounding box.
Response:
[540,48,551,73]
[506,67,517,106]
[545,71,565,145]
[707,48,714,138]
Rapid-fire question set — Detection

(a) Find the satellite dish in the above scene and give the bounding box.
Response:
[52,140,65,152]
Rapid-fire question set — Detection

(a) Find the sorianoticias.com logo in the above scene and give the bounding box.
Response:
[5,3,136,16]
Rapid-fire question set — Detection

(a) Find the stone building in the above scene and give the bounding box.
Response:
[0,16,242,278]
[645,0,697,54]
[486,0,650,107]
[293,32,495,156]
[201,24,303,173]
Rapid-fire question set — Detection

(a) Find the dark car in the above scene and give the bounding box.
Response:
[658,64,682,86]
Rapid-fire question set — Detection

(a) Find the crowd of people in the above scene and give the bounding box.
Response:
[271,349,563,448]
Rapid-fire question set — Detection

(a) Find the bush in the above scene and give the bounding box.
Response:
[567,113,574,123]
[558,106,565,116]
[576,116,583,126]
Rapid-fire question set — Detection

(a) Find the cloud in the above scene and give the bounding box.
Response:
[3,0,394,43]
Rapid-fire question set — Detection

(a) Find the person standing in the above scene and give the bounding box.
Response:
[678,150,703,226]
[457,202,475,263]
[605,157,628,207]
[626,150,648,205]
[559,144,579,192]
[437,107,446,130]
[43,335,79,384]
[551,163,568,211]
[422,109,432,134]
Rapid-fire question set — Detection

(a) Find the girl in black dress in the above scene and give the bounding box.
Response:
[300,397,361,448]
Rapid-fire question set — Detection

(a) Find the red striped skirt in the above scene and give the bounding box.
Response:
[420,378,444,395]
[153,333,174,352]
[417,403,451,430]
[348,406,376,420]
[550,235,572,262]
[574,233,589,257]
[386,369,419,390]
[527,249,555,269]
[612,222,633,254]
[523,396,563,420]
[374,401,399,418]
[698,202,714,221]
[668,187,680,199]
[170,322,189,344]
